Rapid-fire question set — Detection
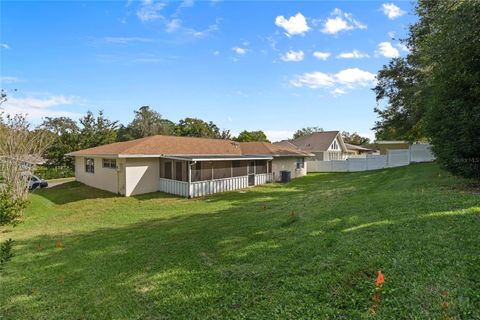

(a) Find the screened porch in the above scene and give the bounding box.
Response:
[158,157,273,198]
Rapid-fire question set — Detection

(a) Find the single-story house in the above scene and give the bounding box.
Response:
[374,140,410,155]
[275,131,349,161]
[67,135,312,197]
[345,143,376,156]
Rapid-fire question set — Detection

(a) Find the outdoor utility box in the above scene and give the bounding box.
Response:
[280,170,291,183]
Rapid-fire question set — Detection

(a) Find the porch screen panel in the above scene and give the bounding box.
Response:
[213,161,232,180]
[232,160,247,177]
[192,162,202,182]
[200,161,213,181]
[175,161,183,181]
[255,160,267,174]
[164,161,172,179]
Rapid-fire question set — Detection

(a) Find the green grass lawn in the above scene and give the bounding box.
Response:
[1,163,479,319]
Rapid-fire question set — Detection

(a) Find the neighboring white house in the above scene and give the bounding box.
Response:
[67,135,312,198]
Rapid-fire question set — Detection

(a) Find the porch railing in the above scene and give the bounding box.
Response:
[159,173,273,198]
[190,176,248,197]
[254,173,273,185]
[159,178,189,197]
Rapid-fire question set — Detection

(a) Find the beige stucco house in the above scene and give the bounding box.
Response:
[68,135,311,198]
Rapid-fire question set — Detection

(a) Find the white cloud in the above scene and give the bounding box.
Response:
[1,43,9,49]
[336,49,369,59]
[1,76,20,84]
[321,8,366,35]
[179,0,194,8]
[136,1,166,22]
[387,31,395,39]
[264,130,295,142]
[232,46,247,55]
[213,50,220,56]
[334,68,375,87]
[313,51,331,60]
[376,41,400,58]
[184,22,219,38]
[291,67,375,95]
[281,50,304,62]
[166,19,182,33]
[331,88,346,97]
[291,71,336,89]
[382,3,405,19]
[1,95,81,120]
[275,13,310,37]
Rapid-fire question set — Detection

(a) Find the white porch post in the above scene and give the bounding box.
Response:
[188,161,192,198]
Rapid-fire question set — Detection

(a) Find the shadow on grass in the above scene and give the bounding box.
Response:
[2,201,479,318]
[3,163,479,318]
[35,181,118,205]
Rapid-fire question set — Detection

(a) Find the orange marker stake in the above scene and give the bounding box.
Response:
[376,271,385,287]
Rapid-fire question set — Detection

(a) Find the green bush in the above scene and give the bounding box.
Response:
[35,165,74,180]
[0,239,14,269]
[0,188,28,226]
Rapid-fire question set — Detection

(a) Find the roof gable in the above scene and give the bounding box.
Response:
[280,131,348,152]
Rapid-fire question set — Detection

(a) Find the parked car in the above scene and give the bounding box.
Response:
[28,174,48,190]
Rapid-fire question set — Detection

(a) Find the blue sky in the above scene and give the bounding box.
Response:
[0,0,415,141]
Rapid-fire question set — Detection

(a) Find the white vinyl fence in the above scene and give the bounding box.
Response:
[308,144,434,173]
[410,144,435,162]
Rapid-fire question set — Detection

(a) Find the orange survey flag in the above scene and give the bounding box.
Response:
[376,271,385,287]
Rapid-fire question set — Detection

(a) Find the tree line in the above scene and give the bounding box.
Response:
[40,106,370,169]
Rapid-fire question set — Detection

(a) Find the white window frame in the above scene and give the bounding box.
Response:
[85,158,95,173]
[102,158,117,169]
[296,158,305,169]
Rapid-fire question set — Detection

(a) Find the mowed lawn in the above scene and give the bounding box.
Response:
[1,163,479,319]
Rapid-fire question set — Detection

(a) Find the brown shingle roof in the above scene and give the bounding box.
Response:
[68,135,310,157]
[345,143,373,151]
[69,135,243,156]
[239,141,312,156]
[278,131,340,152]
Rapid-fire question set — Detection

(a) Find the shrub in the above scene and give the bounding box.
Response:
[0,239,14,268]
[35,165,74,180]
[0,186,28,226]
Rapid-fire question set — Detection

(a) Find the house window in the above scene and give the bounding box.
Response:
[332,140,338,150]
[296,158,305,169]
[164,161,172,179]
[85,158,95,173]
[102,158,116,169]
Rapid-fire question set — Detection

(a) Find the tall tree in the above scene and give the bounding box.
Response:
[293,127,324,139]
[234,130,270,142]
[79,111,118,149]
[40,117,80,168]
[174,117,224,139]
[373,57,425,141]
[373,0,480,179]
[127,106,175,139]
[342,131,370,145]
